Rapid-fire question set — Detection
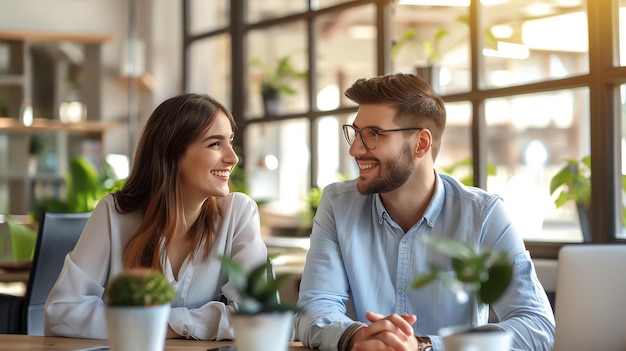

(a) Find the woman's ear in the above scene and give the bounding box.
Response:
[415,129,432,158]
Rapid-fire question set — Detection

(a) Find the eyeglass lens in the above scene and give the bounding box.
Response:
[343,125,377,150]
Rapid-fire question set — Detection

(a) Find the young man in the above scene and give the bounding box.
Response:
[294,73,555,351]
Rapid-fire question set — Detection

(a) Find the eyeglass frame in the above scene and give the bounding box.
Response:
[342,124,423,150]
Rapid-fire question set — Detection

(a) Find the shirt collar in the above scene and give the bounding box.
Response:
[373,172,444,228]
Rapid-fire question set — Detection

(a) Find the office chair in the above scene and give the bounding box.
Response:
[22,212,91,335]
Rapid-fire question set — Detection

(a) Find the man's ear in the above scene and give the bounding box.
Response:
[415,129,432,158]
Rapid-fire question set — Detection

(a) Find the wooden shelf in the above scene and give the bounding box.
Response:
[0,118,117,134]
[0,30,114,44]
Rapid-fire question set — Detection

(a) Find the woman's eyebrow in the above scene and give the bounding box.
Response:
[201,134,225,143]
[201,133,234,143]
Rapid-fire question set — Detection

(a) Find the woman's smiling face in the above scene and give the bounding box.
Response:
[178,111,239,204]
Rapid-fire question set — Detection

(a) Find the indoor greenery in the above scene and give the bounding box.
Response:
[391,16,497,67]
[439,157,496,187]
[249,55,308,96]
[549,155,626,240]
[221,256,301,315]
[5,216,37,263]
[412,235,513,306]
[106,268,176,306]
[549,155,591,209]
[4,156,126,264]
[34,156,126,218]
[391,27,450,66]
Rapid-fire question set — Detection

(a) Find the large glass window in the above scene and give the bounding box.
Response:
[187,36,231,107]
[247,0,307,23]
[184,0,626,256]
[245,119,310,213]
[187,0,229,35]
[316,4,377,110]
[435,101,473,182]
[392,4,470,94]
[481,0,588,88]
[247,22,308,118]
[485,88,590,242]
[317,114,358,188]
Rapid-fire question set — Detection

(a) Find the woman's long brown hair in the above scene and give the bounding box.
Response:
[113,93,236,269]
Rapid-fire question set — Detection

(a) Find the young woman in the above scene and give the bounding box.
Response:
[44,93,267,340]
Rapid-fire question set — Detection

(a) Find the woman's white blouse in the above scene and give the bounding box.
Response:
[44,192,268,340]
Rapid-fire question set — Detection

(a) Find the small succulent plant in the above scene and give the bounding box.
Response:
[221,256,301,315]
[106,268,176,306]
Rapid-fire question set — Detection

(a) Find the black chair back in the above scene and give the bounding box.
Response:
[23,212,90,335]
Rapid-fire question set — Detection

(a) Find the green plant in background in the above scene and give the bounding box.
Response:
[549,156,591,209]
[249,55,308,96]
[221,256,301,315]
[106,268,175,306]
[6,216,37,263]
[3,156,126,263]
[439,157,496,187]
[412,235,513,306]
[549,155,626,240]
[391,27,450,66]
[391,16,497,66]
[34,156,126,219]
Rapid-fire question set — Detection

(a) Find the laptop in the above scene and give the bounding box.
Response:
[553,244,626,351]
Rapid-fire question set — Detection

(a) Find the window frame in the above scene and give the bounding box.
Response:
[182,0,626,259]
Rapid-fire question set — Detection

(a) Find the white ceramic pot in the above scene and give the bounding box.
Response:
[231,311,294,351]
[439,325,512,351]
[105,304,171,351]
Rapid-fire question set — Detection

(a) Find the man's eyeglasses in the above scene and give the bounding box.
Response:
[342,124,423,150]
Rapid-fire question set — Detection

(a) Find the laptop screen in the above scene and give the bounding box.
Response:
[553,244,626,351]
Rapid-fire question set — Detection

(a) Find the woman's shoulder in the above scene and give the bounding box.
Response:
[94,193,117,210]
[218,192,258,210]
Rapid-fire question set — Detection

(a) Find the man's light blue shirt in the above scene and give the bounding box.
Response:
[294,173,555,351]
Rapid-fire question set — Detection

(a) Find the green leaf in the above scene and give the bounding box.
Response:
[422,235,475,261]
[246,262,270,297]
[452,256,483,283]
[415,235,513,305]
[479,261,513,304]
[220,256,301,314]
[411,271,437,290]
[7,218,37,262]
[221,256,247,292]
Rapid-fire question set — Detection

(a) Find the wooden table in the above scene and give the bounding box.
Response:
[0,334,314,350]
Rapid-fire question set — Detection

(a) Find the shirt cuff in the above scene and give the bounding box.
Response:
[337,323,367,351]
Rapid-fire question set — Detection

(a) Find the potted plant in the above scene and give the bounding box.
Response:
[391,16,497,91]
[34,156,126,218]
[391,27,449,91]
[221,256,301,351]
[4,216,37,266]
[412,235,514,351]
[249,55,308,116]
[105,268,176,351]
[549,155,592,241]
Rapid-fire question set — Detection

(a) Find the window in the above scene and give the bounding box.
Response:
[184,0,626,257]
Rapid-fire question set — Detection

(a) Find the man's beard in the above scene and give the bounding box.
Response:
[357,143,415,194]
